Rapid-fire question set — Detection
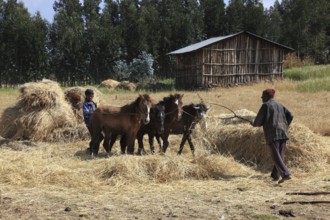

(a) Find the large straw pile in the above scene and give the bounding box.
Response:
[0,79,89,142]
[196,109,330,172]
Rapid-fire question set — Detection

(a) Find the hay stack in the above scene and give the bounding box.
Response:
[198,109,329,172]
[117,81,136,91]
[99,79,120,89]
[0,79,89,142]
[64,86,103,121]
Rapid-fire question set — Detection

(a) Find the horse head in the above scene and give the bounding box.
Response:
[171,93,184,120]
[138,94,153,124]
[152,104,165,134]
[193,103,210,120]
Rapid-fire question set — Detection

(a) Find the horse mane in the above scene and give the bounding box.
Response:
[120,94,152,112]
[160,93,179,105]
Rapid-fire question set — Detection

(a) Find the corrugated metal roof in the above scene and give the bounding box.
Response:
[168,31,294,55]
[167,34,236,55]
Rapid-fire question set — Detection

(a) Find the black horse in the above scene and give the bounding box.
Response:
[157,103,209,156]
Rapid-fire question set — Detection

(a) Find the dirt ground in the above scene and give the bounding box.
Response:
[0,84,330,220]
[0,136,329,220]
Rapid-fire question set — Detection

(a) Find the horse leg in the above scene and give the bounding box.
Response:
[120,135,127,154]
[126,133,137,155]
[155,134,162,153]
[148,133,155,154]
[161,133,170,153]
[107,133,118,153]
[186,131,195,156]
[102,132,111,154]
[90,128,103,157]
[177,132,188,155]
[137,132,145,155]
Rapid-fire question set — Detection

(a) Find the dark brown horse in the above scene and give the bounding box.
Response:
[89,94,153,156]
[106,102,166,155]
[148,93,184,154]
[136,102,166,154]
[165,103,210,156]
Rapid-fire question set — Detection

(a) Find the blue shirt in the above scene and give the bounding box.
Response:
[83,100,97,127]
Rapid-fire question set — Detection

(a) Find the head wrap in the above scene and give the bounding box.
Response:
[262,88,275,99]
[85,89,94,96]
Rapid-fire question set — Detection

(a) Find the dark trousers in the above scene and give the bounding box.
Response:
[268,140,291,179]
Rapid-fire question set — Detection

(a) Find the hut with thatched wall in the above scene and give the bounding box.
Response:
[168,31,294,89]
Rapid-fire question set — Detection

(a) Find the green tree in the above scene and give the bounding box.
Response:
[29,13,49,81]
[200,0,226,37]
[242,0,267,35]
[82,0,102,83]
[0,0,48,85]
[280,0,330,63]
[50,0,84,85]
[98,0,122,80]
[225,0,245,33]
[119,0,147,62]
[264,0,282,42]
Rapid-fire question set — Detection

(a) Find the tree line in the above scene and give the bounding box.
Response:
[0,0,329,86]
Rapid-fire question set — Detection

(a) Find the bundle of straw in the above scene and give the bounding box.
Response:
[0,79,89,142]
[99,79,120,89]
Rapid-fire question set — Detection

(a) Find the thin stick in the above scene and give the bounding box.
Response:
[283,201,330,205]
[286,192,330,196]
[208,102,253,123]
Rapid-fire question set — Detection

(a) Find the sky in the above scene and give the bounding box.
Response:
[19,0,276,23]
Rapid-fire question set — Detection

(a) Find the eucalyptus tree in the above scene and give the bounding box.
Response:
[98,0,122,80]
[0,0,48,85]
[49,0,84,85]
[29,13,49,81]
[0,0,6,85]
[280,0,330,63]
[154,0,204,77]
[264,0,282,42]
[242,0,267,35]
[225,0,245,33]
[82,0,102,83]
[200,0,226,37]
[119,0,147,63]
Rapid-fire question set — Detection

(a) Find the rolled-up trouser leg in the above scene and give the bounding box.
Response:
[268,140,291,178]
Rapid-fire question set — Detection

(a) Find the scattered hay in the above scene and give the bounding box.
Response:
[98,154,256,186]
[0,79,89,142]
[98,79,120,89]
[117,81,136,91]
[0,136,38,151]
[197,109,330,172]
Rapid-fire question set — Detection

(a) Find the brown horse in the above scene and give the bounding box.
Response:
[150,93,184,154]
[106,102,166,155]
[89,94,153,156]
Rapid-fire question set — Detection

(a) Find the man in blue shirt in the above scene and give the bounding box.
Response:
[83,89,97,133]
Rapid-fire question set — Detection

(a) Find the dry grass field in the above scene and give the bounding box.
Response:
[0,80,329,220]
